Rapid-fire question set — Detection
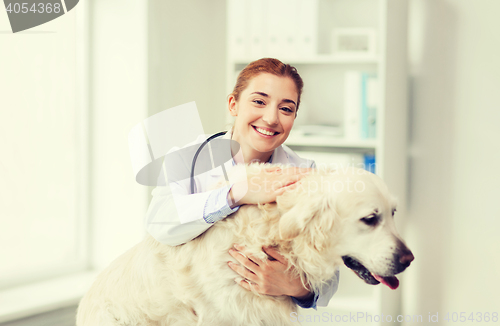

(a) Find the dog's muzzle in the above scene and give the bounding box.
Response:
[342,249,414,290]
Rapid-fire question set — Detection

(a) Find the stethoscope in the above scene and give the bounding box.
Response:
[190,131,227,194]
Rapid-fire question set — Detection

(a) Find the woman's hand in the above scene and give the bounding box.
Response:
[228,166,311,208]
[228,244,312,299]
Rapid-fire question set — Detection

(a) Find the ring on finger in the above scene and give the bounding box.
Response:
[244,279,257,289]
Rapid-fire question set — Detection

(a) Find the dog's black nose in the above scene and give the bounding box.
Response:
[394,239,414,271]
[392,251,414,274]
[399,251,414,268]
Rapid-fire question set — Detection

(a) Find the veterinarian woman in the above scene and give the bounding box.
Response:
[146,58,339,309]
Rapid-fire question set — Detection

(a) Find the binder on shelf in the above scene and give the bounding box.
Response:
[267,0,296,57]
[364,154,376,174]
[229,0,318,60]
[281,0,298,56]
[227,0,250,59]
[361,74,378,139]
[248,0,267,58]
[296,0,318,57]
[294,124,342,137]
[344,71,362,140]
[266,0,281,57]
[344,71,378,140]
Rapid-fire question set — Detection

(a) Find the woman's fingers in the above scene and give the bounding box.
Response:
[228,261,258,282]
[263,246,287,265]
[271,175,304,196]
[236,278,253,289]
[264,166,306,177]
[228,245,309,297]
[264,166,311,177]
[265,173,305,192]
[228,245,267,284]
[229,249,255,269]
[283,173,306,186]
[264,166,283,174]
[235,166,311,206]
[281,166,312,176]
[229,246,264,270]
[276,183,297,195]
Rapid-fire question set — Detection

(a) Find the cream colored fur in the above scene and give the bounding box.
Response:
[76,165,407,326]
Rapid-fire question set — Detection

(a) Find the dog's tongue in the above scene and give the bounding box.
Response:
[373,274,399,290]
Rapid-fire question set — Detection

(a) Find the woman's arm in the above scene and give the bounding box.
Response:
[145,182,233,246]
[146,167,308,246]
[145,137,240,246]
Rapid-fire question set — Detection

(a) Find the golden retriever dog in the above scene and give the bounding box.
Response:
[76,165,414,326]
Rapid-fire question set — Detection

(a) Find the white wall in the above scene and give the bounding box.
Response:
[90,0,149,269]
[405,0,500,324]
[0,1,84,285]
[148,0,227,135]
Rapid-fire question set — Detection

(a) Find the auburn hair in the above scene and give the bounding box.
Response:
[230,58,304,111]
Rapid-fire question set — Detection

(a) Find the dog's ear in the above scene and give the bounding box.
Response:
[278,188,334,241]
[278,195,316,240]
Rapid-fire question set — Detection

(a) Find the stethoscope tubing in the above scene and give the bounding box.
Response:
[190,131,228,194]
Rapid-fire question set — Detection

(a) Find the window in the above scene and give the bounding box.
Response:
[0,8,88,289]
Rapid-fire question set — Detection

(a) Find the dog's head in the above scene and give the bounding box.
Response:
[277,167,414,290]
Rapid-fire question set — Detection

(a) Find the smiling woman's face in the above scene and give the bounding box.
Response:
[228,73,298,163]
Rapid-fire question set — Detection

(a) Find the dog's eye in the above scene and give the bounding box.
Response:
[392,208,397,217]
[360,214,378,226]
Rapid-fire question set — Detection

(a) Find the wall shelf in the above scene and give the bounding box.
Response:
[285,133,378,150]
[233,54,380,65]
